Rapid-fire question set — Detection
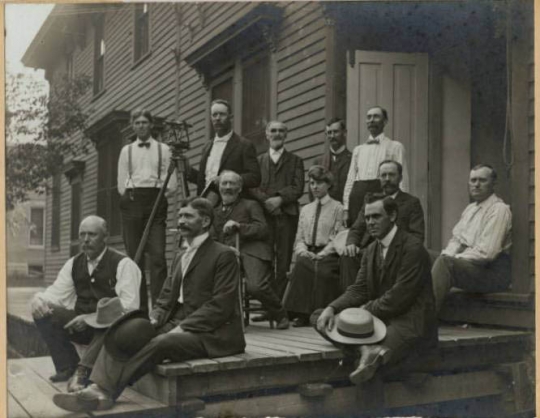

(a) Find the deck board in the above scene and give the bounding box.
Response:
[8,392,31,418]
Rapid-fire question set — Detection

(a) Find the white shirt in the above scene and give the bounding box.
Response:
[442,194,512,262]
[330,145,346,162]
[37,247,142,312]
[205,131,233,186]
[378,224,398,260]
[269,147,284,164]
[117,137,177,195]
[178,232,209,303]
[343,133,409,209]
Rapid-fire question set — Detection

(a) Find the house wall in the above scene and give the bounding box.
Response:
[42,2,330,282]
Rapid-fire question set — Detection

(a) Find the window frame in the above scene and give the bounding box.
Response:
[28,206,45,249]
[133,3,151,65]
[93,15,106,96]
[69,177,83,257]
[50,173,62,252]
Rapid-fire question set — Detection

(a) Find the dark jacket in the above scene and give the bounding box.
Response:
[151,237,245,358]
[331,228,437,356]
[314,148,352,203]
[189,133,261,196]
[213,198,272,261]
[347,190,425,248]
[249,150,304,217]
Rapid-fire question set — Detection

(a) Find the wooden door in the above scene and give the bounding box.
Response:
[347,50,429,212]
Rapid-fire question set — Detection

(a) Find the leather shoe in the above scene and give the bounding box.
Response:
[67,365,90,393]
[53,384,114,412]
[292,317,310,327]
[251,312,271,322]
[275,317,290,330]
[349,345,386,385]
[49,367,75,383]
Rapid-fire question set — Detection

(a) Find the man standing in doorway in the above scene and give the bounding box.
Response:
[343,106,409,226]
[249,120,304,300]
[188,99,261,206]
[117,109,176,310]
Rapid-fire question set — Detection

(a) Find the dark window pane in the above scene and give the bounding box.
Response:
[30,207,44,246]
[51,174,61,250]
[97,136,122,237]
[242,55,270,154]
[93,17,105,95]
[70,182,81,241]
[134,4,150,61]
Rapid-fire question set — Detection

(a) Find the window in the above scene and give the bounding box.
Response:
[29,207,45,247]
[51,173,61,251]
[97,136,123,237]
[93,15,105,95]
[134,3,150,62]
[70,181,82,256]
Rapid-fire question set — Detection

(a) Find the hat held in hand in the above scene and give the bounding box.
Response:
[326,308,386,345]
[82,297,125,329]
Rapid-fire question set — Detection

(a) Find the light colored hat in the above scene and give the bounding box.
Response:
[82,297,125,329]
[326,308,386,345]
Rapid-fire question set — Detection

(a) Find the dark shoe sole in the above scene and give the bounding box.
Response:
[53,393,99,412]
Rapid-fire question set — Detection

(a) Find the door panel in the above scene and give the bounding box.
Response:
[347,50,429,220]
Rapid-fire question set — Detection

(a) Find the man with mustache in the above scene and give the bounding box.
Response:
[340,160,425,290]
[53,198,245,412]
[313,118,352,203]
[188,99,261,206]
[214,170,289,329]
[249,120,304,300]
[30,216,141,391]
[342,106,409,226]
[432,165,512,313]
[315,193,436,385]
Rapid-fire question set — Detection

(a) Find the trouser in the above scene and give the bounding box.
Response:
[267,213,298,299]
[432,253,511,313]
[90,312,206,399]
[339,253,364,293]
[34,308,95,373]
[347,180,381,227]
[120,188,168,311]
[241,254,286,320]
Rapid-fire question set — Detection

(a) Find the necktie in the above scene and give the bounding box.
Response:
[138,141,150,148]
[311,201,323,247]
[377,242,385,273]
[366,139,379,145]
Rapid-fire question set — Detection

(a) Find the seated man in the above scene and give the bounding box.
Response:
[316,193,437,384]
[340,160,425,291]
[432,164,512,313]
[53,198,246,412]
[214,170,289,329]
[30,216,141,391]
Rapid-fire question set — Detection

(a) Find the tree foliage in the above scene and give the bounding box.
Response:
[6,71,92,210]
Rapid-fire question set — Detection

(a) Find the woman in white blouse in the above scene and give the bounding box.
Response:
[283,166,345,327]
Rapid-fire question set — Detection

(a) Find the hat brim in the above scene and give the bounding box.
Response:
[82,313,117,329]
[326,315,386,345]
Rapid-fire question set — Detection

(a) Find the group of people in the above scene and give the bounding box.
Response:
[29,100,513,412]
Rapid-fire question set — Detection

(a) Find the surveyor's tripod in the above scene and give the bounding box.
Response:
[133,120,192,266]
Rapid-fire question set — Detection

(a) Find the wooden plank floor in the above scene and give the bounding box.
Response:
[7,357,169,418]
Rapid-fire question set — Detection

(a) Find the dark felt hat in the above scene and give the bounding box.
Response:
[104,310,157,362]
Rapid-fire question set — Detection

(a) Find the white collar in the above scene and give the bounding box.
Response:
[315,194,331,206]
[379,224,398,249]
[136,136,154,145]
[474,193,498,209]
[87,246,108,264]
[182,232,209,251]
[389,190,400,200]
[330,145,346,155]
[269,147,284,157]
[367,132,385,143]
[214,131,233,143]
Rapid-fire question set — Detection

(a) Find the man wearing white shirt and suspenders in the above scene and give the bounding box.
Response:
[117,109,177,310]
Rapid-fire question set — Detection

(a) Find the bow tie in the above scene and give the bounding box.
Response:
[366,139,379,145]
[214,137,228,143]
[138,141,151,148]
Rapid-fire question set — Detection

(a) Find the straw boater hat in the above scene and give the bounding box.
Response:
[104,310,156,362]
[326,308,386,345]
[82,297,125,329]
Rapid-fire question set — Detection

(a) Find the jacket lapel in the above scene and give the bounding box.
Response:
[260,153,270,186]
[275,150,289,174]
[219,134,238,171]
[381,228,402,283]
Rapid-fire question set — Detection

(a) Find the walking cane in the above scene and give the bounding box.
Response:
[133,121,192,282]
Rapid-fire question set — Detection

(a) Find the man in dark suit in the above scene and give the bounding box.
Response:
[214,171,289,329]
[339,160,425,291]
[188,99,261,206]
[316,193,436,385]
[249,121,304,300]
[53,198,245,411]
[314,118,352,203]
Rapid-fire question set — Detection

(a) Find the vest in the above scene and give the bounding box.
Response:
[72,248,127,314]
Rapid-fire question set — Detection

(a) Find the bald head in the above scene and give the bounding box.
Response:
[79,216,108,260]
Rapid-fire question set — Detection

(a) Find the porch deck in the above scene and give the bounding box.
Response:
[7,323,533,418]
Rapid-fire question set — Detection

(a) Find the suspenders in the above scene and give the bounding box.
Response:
[127,141,163,188]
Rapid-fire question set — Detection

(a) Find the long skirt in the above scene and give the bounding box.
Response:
[284,253,341,315]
